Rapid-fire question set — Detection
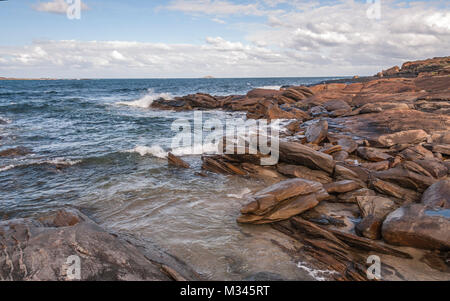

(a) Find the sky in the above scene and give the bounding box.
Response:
[0,0,448,78]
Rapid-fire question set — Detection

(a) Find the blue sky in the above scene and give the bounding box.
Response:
[0,0,448,78]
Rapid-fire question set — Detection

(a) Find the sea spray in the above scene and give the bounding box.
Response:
[115,89,172,108]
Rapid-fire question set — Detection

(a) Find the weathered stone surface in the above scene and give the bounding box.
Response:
[324,180,361,194]
[373,167,437,192]
[336,188,376,203]
[0,209,195,281]
[361,161,390,171]
[355,215,383,240]
[247,88,281,99]
[414,159,448,179]
[240,178,323,216]
[376,130,429,147]
[432,144,450,155]
[337,138,358,154]
[382,204,450,250]
[201,156,247,176]
[332,150,349,161]
[357,147,393,162]
[279,141,336,174]
[359,102,410,114]
[168,152,190,168]
[276,163,332,184]
[357,196,397,219]
[370,178,421,203]
[421,180,450,209]
[238,178,327,224]
[400,145,434,161]
[305,120,328,145]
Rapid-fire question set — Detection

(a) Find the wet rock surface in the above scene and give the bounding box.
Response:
[0,209,200,281]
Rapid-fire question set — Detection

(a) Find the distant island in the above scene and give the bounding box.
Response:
[202,75,215,79]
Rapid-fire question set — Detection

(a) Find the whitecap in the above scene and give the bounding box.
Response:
[127,145,168,158]
[256,85,282,90]
[115,89,172,108]
[0,165,15,172]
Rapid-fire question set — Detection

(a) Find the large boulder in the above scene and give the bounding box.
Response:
[421,180,450,209]
[0,209,193,281]
[382,204,450,250]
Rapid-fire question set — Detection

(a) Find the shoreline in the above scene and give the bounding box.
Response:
[1,56,449,281]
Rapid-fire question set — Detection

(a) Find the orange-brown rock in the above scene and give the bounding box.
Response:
[238,178,328,224]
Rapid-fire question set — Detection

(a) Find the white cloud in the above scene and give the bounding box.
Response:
[164,0,275,16]
[34,0,89,15]
[3,0,448,77]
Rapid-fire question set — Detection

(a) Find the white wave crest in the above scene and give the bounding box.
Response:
[256,85,282,90]
[127,142,221,159]
[127,145,168,158]
[0,158,81,173]
[115,89,172,108]
[0,165,15,172]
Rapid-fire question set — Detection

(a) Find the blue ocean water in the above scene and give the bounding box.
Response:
[0,77,340,280]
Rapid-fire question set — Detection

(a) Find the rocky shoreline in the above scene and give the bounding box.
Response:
[151,56,450,280]
[1,56,449,281]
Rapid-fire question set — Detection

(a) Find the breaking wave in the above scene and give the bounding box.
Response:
[115,89,172,108]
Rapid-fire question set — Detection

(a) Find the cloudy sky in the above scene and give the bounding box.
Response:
[0,0,448,78]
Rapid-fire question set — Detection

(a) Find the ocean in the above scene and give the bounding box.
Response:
[0,77,342,280]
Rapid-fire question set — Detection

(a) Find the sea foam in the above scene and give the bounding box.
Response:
[115,89,172,108]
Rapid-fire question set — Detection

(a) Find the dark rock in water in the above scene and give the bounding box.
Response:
[243,272,287,281]
[0,209,197,281]
[421,179,450,209]
[168,152,190,169]
[382,204,450,250]
[0,147,31,157]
